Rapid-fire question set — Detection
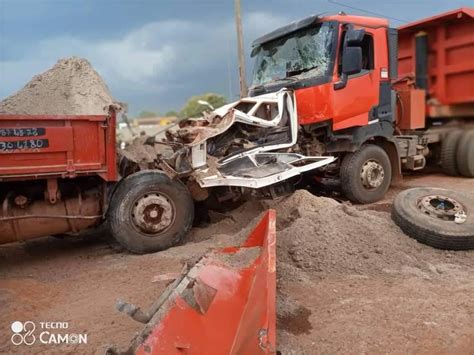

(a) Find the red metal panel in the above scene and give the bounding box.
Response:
[397,8,474,107]
[397,89,426,129]
[134,210,277,354]
[296,25,386,130]
[322,14,389,29]
[0,111,117,181]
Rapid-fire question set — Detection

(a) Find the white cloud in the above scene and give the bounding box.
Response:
[245,11,289,37]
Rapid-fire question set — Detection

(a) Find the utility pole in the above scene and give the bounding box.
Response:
[235,0,248,98]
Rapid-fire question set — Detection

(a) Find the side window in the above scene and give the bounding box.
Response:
[360,34,374,70]
[338,32,374,75]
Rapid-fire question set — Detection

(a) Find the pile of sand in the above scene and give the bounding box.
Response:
[181,189,460,281]
[0,57,115,115]
[263,190,455,278]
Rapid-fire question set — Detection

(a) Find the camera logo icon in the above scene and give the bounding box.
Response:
[11,321,36,346]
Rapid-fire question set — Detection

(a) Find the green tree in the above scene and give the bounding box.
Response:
[138,110,158,118]
[164,110,178,117]
[179,93,227,118]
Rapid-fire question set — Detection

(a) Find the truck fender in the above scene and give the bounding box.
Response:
[374,138,402,184]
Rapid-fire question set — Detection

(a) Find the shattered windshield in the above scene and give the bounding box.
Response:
[251,22,334,87]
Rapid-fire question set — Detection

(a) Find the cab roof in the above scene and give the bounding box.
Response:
[251,13,389,47]
[251,14,321,47]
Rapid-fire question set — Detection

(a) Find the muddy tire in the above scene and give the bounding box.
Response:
[456,130,474,178]
[392,188,474,250]
[440,130,462,176]
[108,171,194,254]
[340,144,391,204]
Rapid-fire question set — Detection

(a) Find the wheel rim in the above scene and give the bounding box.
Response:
[360,159,385,190]
[130,192,176,235]
[417,195,467,223]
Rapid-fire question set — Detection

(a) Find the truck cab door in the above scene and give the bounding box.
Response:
[331,28,380,131]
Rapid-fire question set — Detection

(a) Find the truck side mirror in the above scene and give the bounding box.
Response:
[342,46,363,75]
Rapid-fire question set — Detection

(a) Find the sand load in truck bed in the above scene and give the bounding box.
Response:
[0,57,116,115]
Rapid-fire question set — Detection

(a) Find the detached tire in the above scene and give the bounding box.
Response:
[456,130,474,178]
[108,171,194,254]
[392,188,474,250]
[340,144,392,204]
[440,130,462,176]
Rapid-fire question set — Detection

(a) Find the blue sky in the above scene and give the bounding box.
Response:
[0,0,472,115]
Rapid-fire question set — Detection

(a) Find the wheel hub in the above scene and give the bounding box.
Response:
[417,195,467,223]
[360,160,385,189]
[131,194,174,234]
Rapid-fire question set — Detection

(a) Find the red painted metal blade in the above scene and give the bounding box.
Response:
[131,209,277,354]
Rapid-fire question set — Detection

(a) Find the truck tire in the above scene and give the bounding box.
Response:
[392,188,474,250]
[108,171,194,254]
[340,144,391,204]
[456,130,474,178]
[440,130,462,176]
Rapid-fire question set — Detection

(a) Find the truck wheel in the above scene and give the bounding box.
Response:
[440,130,462,176]
[340,144,391,204]
[108,171,194,254]
[456,130,474,178]
[392,188,474,250]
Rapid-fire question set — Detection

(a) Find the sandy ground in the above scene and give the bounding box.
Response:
[0,173,473,354]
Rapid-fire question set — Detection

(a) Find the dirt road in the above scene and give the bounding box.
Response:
[0,173,473,354]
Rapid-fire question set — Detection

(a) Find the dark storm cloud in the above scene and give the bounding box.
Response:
[0,0,467,114]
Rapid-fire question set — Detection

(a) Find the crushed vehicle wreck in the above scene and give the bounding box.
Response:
[110,90,335,253]
[0,90,335,255]
[122,89,335,199]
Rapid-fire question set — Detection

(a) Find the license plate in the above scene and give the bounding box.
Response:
[0,139,49,152]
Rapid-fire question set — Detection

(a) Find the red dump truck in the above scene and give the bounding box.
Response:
[244,7,474,203]
[0,8,473,253]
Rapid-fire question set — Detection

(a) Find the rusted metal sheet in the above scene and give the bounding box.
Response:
[398,8,474,111]
[111,210,277,355]
[397,89,426,129]
[0,190,102,243]
[0,109,118,182]
[168,110,235,146]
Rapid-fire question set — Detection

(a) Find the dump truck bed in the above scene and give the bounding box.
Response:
[0,112,117,182]
[397,8,474,110]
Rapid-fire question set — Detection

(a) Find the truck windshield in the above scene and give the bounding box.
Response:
[251,22,334,87]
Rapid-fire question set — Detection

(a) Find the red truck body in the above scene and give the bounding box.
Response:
[0,111,117,182]
[398,8,474,111]
[0,110,117,243]
[293,14,390,131]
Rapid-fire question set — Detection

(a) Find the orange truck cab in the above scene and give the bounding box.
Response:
[248,9,474,203]
[250,14,395,130]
